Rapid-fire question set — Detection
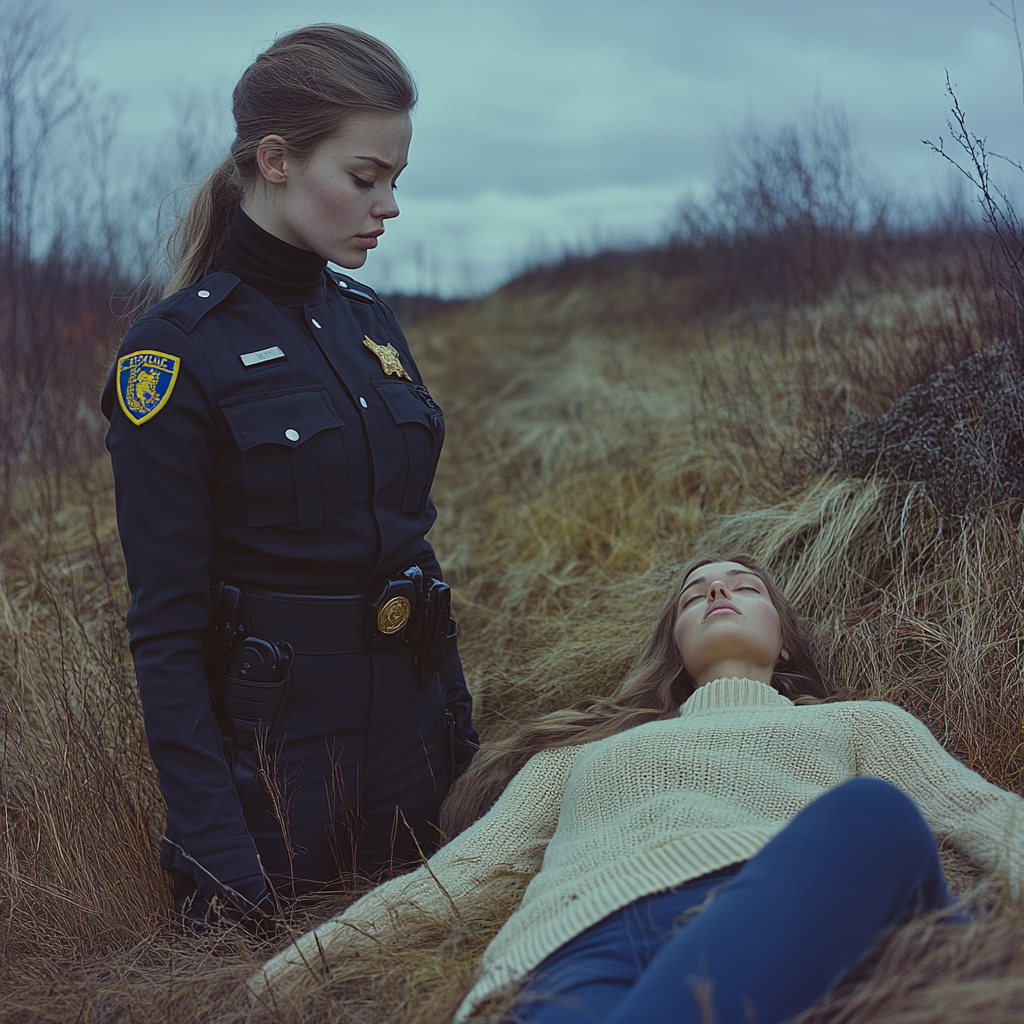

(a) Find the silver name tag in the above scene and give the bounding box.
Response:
[240,346,285,367]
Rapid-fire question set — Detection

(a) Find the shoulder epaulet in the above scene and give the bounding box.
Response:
[157,272,241,333]
[326,268,376,305]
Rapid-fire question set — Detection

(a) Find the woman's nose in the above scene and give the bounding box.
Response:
[707,581,730,601]
[375,193,400,219]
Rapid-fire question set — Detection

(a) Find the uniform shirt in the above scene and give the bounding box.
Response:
[101,209,451,897]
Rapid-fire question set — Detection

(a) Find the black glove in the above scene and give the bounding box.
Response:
[182,873,280,937]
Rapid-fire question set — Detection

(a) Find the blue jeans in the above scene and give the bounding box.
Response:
[509,778,952,1024]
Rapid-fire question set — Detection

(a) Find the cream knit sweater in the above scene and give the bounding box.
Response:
[262,677,1024,1021]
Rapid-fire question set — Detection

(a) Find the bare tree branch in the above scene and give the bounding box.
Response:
[988,0,1024,120]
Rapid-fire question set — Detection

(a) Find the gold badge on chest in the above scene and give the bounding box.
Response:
[362,335,412,381]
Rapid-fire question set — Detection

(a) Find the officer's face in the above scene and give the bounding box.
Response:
[260,111,412,268]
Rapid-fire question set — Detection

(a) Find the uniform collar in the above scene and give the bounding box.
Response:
[679,676,794,715]
[213,207,328,307]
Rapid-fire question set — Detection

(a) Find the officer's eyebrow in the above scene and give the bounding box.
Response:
[353,155,395,169]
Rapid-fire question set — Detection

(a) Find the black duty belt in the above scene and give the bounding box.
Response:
[206,567,455,741]
[209,566,453,662]
[240,587,368,655]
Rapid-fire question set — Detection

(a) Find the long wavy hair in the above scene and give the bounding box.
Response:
[163,24,416,296]
[439,553,842,840]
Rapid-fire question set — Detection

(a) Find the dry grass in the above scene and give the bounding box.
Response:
[1,248,1022,1022]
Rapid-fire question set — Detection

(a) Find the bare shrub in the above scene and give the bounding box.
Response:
[0,0,132,529]
[672,102,884,309]
[926,72,1024,368]
[505,102,989,335]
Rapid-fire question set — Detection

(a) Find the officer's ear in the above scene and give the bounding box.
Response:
[255,135,290,186]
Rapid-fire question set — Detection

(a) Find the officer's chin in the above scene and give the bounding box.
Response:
[331,248,369,270]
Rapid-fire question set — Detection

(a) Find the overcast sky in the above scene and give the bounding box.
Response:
[46,0,1024,295]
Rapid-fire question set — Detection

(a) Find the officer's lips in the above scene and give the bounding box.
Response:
[355,230,384,249]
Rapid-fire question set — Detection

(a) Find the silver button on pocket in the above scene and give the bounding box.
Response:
[197,289,211,298]
[284,428,300,442]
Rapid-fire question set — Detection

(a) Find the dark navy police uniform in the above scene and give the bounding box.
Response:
[101,209,479,920]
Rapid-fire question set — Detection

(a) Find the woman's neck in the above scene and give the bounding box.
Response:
[692,663,774,688]
[212,207,327,306]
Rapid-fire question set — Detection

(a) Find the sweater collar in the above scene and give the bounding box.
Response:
[679,676,794,715]
[212,207,328,306]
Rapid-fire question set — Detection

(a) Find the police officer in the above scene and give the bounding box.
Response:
[101,25,478,926]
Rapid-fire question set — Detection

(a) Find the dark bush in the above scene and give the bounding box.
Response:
[835,345,1024,516]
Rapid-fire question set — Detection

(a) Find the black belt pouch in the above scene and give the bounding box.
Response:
[216,636,293,745]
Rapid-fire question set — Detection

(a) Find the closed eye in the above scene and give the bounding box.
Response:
[352,175,400,191]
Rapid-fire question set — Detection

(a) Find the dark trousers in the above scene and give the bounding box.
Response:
[235,644,447,896]
[511,778,952,1024]
[215,587,449,901]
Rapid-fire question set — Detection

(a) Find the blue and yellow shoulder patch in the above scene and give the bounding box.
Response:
[116,350,180,425]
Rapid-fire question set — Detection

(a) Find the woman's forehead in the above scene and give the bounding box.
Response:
[682,561,760,589]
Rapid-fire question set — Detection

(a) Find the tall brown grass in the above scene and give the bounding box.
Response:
[1,238,1022,1021]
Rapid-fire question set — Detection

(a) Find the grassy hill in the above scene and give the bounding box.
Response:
[1,237,1022,1022]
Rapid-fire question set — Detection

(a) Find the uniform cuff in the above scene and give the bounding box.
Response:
[176,833,266,905]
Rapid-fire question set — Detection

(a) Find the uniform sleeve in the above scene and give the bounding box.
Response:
[256,744,579,989]
[102,316,265,906]
[853,701,1024,896]
[411,534,481,758]
[441,641,481,764]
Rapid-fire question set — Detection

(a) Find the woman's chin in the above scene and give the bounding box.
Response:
[330,247,369,270]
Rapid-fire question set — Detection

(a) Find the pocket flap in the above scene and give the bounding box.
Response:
[220,388,345,451]
[373,379,435,428]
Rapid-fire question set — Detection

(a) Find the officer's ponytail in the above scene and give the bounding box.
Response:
[164,158,242,297]
[163,24,417,297]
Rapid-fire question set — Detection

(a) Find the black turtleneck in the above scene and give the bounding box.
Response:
[212,207,328,307]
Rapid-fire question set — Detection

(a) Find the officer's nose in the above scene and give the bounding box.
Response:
[376,192,400,220]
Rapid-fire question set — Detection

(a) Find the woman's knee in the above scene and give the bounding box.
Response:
[806,777,938,870]
[824,776,924,825]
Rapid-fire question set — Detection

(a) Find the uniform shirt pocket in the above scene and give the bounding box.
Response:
[372,380,445,514]
[220,386,349,530]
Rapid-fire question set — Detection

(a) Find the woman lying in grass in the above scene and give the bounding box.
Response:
[254,554,1023,1024]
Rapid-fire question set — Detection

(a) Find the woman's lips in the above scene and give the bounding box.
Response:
[703,601,740,620]
[355,235,379,249]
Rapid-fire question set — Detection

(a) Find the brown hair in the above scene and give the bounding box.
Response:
[439,553,840,840]
[163,24,416,296]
